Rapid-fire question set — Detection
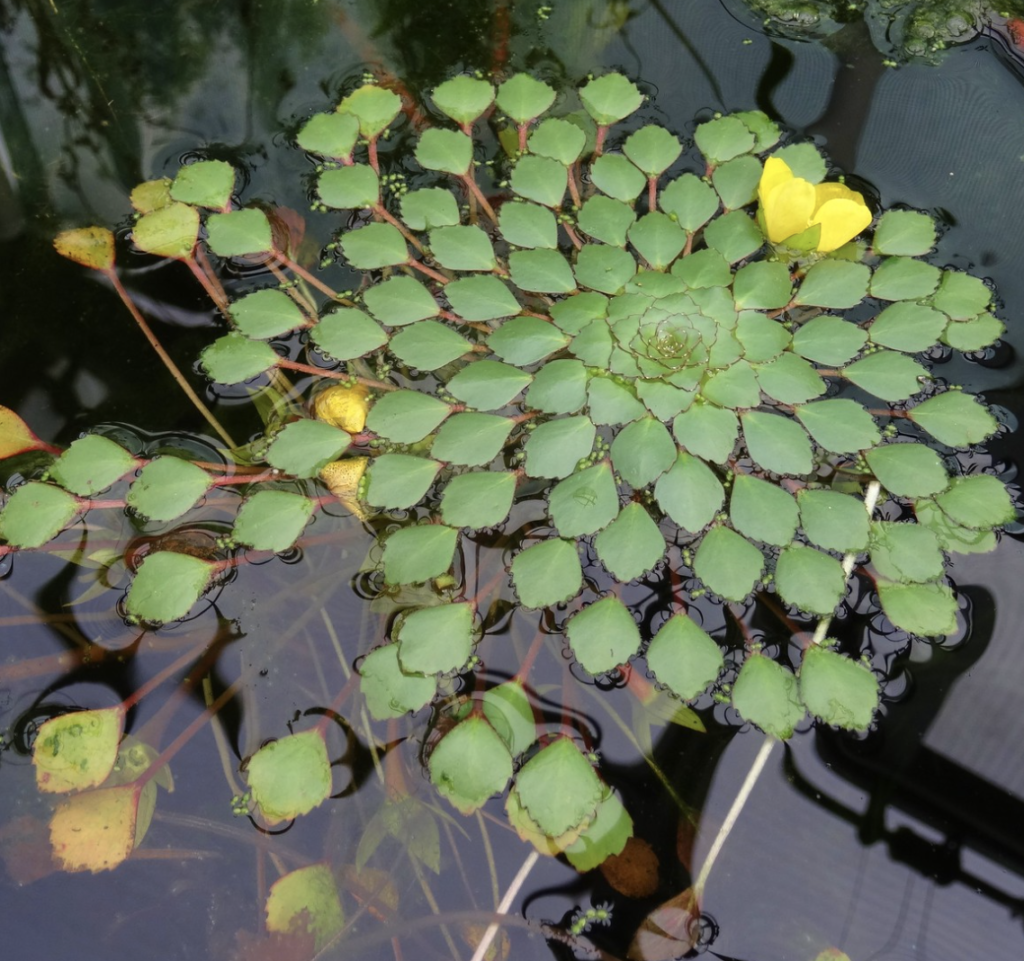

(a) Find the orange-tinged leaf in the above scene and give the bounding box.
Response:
[53,226,115,271]
[0,405,55,458]
[34,706,125,793]
[627,887,700,960]
[49,783,139,873]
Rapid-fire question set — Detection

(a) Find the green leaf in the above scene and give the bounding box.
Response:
[498,202,558,248]
[516,736,603,840]
[795,399,881,453]
[694,116,755,163]
[440,471,516,528]
[623,125,681,176]
[869,302,948,353]
[127,456,211,521]
[942,312,1004,351]
[703,210,764,263]
[265,863,344,952]
[864,443,949,497]
[401,187,461,230]
[381,525,458,584]
[872,209,936,256]
[483,680,537,756]
[701,361,760,409]
[734,109,781,150]
[511,538,583,608]
[366,390,451,443]
[843,351,927,401]
[672,404,738,463]
[126,551,215,624]
[234,490,314,552]
[567,597,641,674]
[431,75,494,125]
[231,288,307,339]
[528,117,587,164]
[360,643,437,720]
[754,353,825,405]
[33,707,124,794]
[431,412,513,466]
[660,174,719,231]
[429,225,495,271]
[336,84,402,138]
[49,435,136,496]
[628,213,687,270]
[611,416,677,487]
[132,203,199,259]
[247,730,331,824]
[577,196,636,246]
[574,245,637,294]
[312,308,389,359]
[647,614,724,700]
[340,223,408,269]
[524,415,596,478]
[741,410,812,475]
[594,502,666,580]
[526,358,589,413]
[733,261,792,310]
[0,482,78,548]
[446,275,522,321]
[736,310,791,362]
[799,646,879,731]
[931,270,991,320]
[773,143,826,183]
[795,260,870,309]
[364,276,440,326]
[712,154,762,209]
[511,155,567,207]
[791,316,866,365]
[206,208,273,257]
[694,526,764,601]
[729,474,799,546]
[389,321,472,370]
[296,111,360,158]
[170,159,234,209]
[580,73,643,125]
[397,602,475,675]
[591,153,647,202]
[877,580,957,636]
[266,420,352,477]
[365,454,441,509]
[429,717,511,815]
[550,291,608,333]
[915,500,996,555]
[548,462,619,537]
[509,249,577,293]
[732,653,805,738]
[495,73,556,124]
[446,360,532,409]
[909,391,997,447]
[199,333,277,383]
[935,474,1014,529]
[672,248,732,289]
[797,489,869,552]
[317,165,379,209]
[654,452,724,532]
[868,257,940,301]
[588,377,647,425]
[564,788,633,872]
[870,521,945,582]
[415,127,473,175]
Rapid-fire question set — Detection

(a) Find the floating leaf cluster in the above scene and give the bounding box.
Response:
[1,70,1015,866]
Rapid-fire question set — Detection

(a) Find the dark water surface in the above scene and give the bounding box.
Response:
[2,2,1024,959]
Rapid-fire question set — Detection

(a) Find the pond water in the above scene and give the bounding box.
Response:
[2,1,1024,959]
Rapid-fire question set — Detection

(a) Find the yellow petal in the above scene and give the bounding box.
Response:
[764,177,815,244]
[313,383,369,433]
[811,197,872,252]
[812,181,864,211]
[758,156,794,207]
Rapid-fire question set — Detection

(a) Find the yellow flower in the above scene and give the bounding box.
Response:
[319,457,369,520]
[313,383,370,433]
[757,157,872,253]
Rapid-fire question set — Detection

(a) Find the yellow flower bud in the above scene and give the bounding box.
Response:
[758,157,871,253]
[319,456,369,520]
[313,383,369,433]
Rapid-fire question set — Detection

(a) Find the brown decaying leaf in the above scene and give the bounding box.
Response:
[230,928,317,961]
[600,836,660,898]
[0,815,59,885]
[627,886,701,961]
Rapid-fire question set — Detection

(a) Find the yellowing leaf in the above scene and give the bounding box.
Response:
[53,226,115,271]
[0,405,55,458]
[49,783,139,873]
[34,707,125,793]
[319,457,369,520]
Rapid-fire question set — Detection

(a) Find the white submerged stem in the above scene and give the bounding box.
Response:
[469,849,540,961]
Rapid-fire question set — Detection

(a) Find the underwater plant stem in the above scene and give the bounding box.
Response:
[408,258,450,285]
[104,268,237,449]
[273,251,351,304]
[461,174,498,223]
[692,734,776,898]
[203,674,244,797]
[191,248,231,313]
[119,637,207,713]
[469,849,540,961]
